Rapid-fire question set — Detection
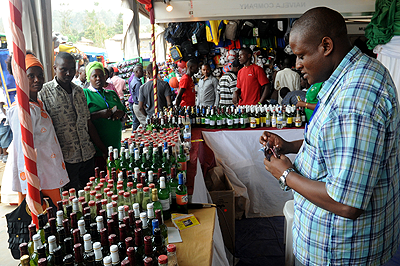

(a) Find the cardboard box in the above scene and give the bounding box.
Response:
[209,174,235,254]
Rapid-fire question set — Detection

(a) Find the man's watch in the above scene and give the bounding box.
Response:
[279,168,296,191]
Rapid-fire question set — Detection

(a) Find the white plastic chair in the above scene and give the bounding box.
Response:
[283,200,294,266]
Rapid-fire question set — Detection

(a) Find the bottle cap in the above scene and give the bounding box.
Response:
[118,190,124,196]
[137,183,143,189]
[33,234,41,241]
[93,242,101,250]
[103,256,112,265]
[152,219,159,228]
[143,187,149,192]
[84,234,91,241]
[131,189,137,195]
[89,200,95,206]
[118,206,124,211]
[158,255,168,264]
[167,244,176,252]
[78,220,85,226]
[133,203,139,209]
[147,203,153,209]
[48,235,56,243]
[140,212,147,219]
[110,244,118,252]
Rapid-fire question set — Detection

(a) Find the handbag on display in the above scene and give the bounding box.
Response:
[5,195,56,259]
[170,45,183,62]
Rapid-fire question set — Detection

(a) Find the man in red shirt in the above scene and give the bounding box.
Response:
[176,59,198,106]
[233,47,271,106]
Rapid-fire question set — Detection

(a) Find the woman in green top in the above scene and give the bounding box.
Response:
[83,62,126,170]
[296,82,323,121]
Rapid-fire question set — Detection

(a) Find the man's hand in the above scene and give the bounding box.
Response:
[264,155,293,180]
[259,131,291,155]
[232,90,241,107]
[111,109,124,120]
[296,101,306,108]
[101,109,113,119]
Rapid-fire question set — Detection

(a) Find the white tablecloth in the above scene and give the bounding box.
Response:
[202,129,304,218]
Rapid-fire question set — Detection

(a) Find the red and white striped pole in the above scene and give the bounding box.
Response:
[150,8,157,115]
[9,0,42,228]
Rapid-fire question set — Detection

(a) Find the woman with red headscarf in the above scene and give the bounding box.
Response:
[1,52,69,205]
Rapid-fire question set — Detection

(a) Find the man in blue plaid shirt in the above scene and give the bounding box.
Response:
[260,7,400,266]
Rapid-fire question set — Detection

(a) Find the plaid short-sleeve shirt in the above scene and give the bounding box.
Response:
[293,47,400,266]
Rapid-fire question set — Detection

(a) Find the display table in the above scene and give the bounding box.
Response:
[188,127,304,218]
[166,207,216,266]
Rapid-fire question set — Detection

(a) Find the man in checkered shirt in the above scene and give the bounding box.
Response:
[261,7,400,266]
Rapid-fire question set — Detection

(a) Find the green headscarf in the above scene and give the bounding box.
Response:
[86,61,105,82]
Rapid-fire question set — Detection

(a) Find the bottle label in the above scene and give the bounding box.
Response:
[255,117,260,126]
[295,120,302,127]
[234,118,239,124]
[301,115,306,122]
[177,161,187,171]
[223,118,227,125]
[250,117,256,128]
[205,118,210,125]
[171,187,177,198]
[261,116,266,124]
[210,120,215,126]
[271,118,276,127]
[176,193,188,205]
[244,117,249,124]
[287,117,293,124]
[217,120,222,126]
[201,117,205,124]
[240,118,244,124]
[196,117,201,124]
[266,119,271,127]
[227,119,233,126]
[159,199,170,211]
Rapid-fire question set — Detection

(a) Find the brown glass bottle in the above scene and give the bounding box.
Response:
[74,243,85,266]
[143,236,156,263]
[100,228,110,258]
[134,228,144,265]
[27,224,37,255]
[19,242,29,258]
[118,224,127,259]
[125,247,135,266]
[152,228,167,259]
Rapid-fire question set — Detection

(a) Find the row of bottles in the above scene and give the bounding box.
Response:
[22,204,179,266]
[146,104,307,130]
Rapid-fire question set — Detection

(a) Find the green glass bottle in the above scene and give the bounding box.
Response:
[37,214,46,244]
[107,152,116,180]
[151,189,164,220]
[158,178,171,221]
[227,107,234,129]
[113,148,121,174]
[28,224,37,256]
[30,234,42,266]
[175,173,188,214]
[240,108,246,128]
[46,235,58,266]
[155,209,168,245]
[169,168,179,213]
[141,187,152,212]
[209,107,217,129]
[161,150,172,182]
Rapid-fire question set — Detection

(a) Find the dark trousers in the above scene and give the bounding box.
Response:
[64,157,95,191]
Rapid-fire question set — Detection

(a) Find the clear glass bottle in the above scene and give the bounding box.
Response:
[167,244,178,266]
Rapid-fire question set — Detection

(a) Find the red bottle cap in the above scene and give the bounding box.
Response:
[118,190,125,196]
[117,185,123,191]
[88,201,95,207]
[90,190,96,196]
[124,192,130,198]
[84,186,90,192]
[131,189,137,195]
[112,195,118,202]
[167,244,176,252]
[89,177,95,182]
[137,184,143,189]
[143,187,149,192]
[158,255,168,264]
[62,191,69,197]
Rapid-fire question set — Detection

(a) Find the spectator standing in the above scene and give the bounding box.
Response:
[176,59,198,107]
[73,66,90,89]
[39,52,106,191]
[128,64,146,129]
[109,67,126,99]
[197,64,219,107]
[7,53,69,205]
[138,64,172,118]
[233,47,270,106]
[274,57,301,104]
[218,59,240,106]
[83,62,126,170]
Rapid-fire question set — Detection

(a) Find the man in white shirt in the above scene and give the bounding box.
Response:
[274,57,301,104]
